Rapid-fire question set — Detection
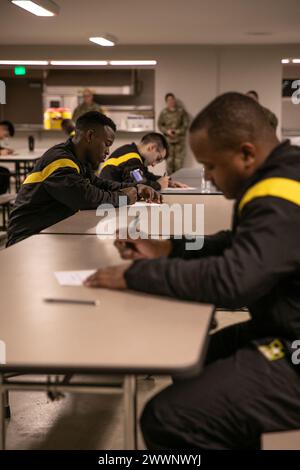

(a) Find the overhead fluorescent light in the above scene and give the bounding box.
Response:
[0,60,49,65]
[11,0,59,16]
[109,60,157,66]
[89,36,116,47]
[292,59,300,64]
[50,60,108,66]
[281,59,290,64]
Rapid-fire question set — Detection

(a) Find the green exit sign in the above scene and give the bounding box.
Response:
[14,66,26,76]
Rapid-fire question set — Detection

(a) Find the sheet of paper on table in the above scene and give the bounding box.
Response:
[131,202,163,207]
[55,270,96,286]
[163,187,197,191]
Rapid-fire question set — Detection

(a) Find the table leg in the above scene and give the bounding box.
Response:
[0,375,6,450]
[15,162,20,192]
[1,205,5,230]
[3,203,10,230]
[123,375,137,450]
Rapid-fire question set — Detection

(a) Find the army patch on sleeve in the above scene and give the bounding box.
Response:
[257,338,285,361]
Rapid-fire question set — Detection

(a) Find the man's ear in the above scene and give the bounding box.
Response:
[86,129,94,144]
[147,143,155,152]
[240,142,256,168]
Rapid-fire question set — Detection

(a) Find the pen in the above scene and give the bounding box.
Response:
[44,298,99,306]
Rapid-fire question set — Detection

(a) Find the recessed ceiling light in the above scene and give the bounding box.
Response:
[281,59,290,64]
[292,59,300,64]
[0,60,49,65]
[109,60,157,66]
[50,60,108,66]
[89,36,116,47]
[11,0,59,16]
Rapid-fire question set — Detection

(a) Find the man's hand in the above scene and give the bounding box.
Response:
[0,148,13,156]
[157,176,169,189]
[120,186,138,205]
[168,180,189,188]
[136,184,162,203]
[84,264,130,289]
[167,129,176,138]
[114,238,172,260]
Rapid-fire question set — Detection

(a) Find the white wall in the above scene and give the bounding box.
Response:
[154,46,218,167]
[219,46,282,134]
[155,45,283,166]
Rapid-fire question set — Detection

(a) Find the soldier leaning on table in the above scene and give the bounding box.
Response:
[100,132,188,191]
[85,92,300,450]
[6,112,160,246]
[158,93,189,174]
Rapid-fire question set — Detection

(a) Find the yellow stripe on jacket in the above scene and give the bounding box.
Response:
[239,177,300,213]
[101,152,143,170]
[23,158,80,185]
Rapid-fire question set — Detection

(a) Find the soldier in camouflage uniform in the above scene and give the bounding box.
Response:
[72,88,103,122]
[158,93,189,174]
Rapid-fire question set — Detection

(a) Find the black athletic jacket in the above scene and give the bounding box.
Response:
[7,139,132,246]
[125,140,300,346]
[100,143,161,191]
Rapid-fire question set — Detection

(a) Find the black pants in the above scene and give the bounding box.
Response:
[141,320,300,449]
[0,166,10,194]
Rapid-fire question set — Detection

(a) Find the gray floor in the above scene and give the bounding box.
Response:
[4,310,249,450]
[6,375,170,450]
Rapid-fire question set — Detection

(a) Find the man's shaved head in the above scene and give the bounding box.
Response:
[73,111,116,170]
[190,92,274,152]
[189,92,279,199]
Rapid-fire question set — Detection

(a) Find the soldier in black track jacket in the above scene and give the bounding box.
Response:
[84,93,300,449]
[7,112,159,246]
[100,132,188,190]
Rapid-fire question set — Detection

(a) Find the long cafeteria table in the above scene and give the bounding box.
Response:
[0,234,213,450]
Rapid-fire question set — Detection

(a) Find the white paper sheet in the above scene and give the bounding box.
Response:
[131,202,163,207]
[54,270,96,286]
[163,186,197,191]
